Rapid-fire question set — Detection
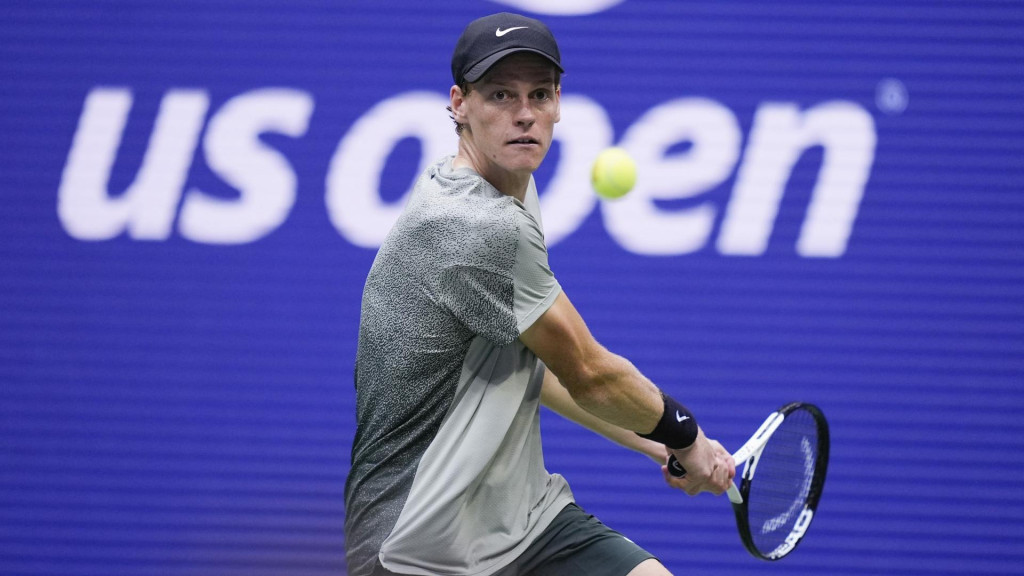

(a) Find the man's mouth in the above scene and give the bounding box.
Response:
[508,137,539,146]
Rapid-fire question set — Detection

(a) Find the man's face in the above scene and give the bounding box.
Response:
[453,52,561,182]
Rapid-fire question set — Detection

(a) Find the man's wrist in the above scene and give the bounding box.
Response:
[636,392,699,449]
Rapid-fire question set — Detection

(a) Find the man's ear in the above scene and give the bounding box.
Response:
[554,85,561,123]
[450,84,467,122]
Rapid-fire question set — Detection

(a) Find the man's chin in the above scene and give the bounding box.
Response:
[507,149,548,173]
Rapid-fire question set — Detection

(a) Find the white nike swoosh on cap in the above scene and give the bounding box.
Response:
[495,26,528,37]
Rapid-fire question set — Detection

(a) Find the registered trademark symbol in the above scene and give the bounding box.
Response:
[876,78,908,115]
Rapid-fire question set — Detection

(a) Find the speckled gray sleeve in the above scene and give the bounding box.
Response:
[439,264,517,345]
[438,203,560,343]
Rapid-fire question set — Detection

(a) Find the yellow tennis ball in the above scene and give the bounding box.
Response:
[591,147,637,200]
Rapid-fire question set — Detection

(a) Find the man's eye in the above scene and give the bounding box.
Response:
[493,91,509,101]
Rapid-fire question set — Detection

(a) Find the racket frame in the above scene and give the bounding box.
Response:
[731,402,830,561]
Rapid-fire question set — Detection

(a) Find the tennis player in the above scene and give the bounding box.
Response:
[344,12,735,576]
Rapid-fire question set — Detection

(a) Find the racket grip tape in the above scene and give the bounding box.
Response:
[667,454,686,477]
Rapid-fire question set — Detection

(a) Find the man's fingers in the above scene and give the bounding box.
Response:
[664,436,737,497]
[663,465,724,497]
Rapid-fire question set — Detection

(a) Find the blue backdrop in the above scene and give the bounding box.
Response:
[2,1,1022,574]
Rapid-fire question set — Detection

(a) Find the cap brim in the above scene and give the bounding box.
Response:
[463,47,564,83]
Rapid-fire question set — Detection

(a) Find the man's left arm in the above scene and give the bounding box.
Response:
[540,367,666,465]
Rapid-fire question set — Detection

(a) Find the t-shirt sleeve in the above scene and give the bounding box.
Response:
[439,264,518,346]
[437,203,560,345]
[512,208,561,334]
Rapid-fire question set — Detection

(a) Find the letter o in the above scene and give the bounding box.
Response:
[326,92,457,247]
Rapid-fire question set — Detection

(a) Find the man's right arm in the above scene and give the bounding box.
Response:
[519,291,734,496]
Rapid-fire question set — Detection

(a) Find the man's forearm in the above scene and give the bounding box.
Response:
[559,349,665,435]
[540,369,665,464]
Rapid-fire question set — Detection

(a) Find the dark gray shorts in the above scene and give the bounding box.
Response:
[495,503,657,576]
[371,503,656,576]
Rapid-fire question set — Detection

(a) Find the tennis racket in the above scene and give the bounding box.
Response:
[668,402,830,560]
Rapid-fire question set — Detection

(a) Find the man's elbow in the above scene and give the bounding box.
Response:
[558,364,618,408]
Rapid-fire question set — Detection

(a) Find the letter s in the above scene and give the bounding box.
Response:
[178,88,314,244]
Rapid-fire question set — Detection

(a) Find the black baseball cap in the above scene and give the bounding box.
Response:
[451,12,563,85]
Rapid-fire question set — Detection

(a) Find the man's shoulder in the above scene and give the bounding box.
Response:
[408,163,523,242]
[376,163,524,275]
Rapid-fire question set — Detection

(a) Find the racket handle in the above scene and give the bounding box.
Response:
[727,482,742,504]
[667,454,744,504]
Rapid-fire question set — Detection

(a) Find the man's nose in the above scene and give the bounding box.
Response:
[514,99,536,126]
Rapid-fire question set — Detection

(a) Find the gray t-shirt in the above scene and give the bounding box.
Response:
[344,157,573,576]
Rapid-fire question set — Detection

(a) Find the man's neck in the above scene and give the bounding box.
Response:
[453,150,529,203]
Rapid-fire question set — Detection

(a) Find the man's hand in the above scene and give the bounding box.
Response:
[661,428,735,496]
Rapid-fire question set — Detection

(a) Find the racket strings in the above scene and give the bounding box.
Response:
[745,410,820,554]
